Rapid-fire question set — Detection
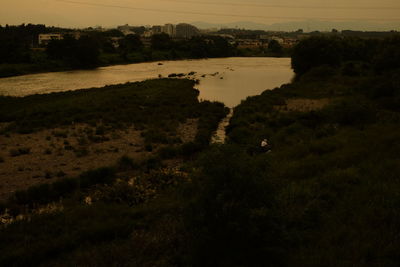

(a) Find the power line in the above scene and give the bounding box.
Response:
[157,0,400,11]
[55,0,400,22]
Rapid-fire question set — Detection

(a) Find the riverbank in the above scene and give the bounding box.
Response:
[0,55,290,79]
[224,64,400,265]
[0,57,293,108]
[0,79,227,201]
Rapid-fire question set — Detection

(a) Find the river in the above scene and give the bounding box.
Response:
[0,57,293,107]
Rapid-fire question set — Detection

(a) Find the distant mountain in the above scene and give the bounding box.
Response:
[192,20,400,32]
[192,21,270,31]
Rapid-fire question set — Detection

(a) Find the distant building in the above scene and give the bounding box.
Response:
[271,36,284,44]
[236,39,263,49]
[152,25,162,34]
[175,23,200,39]
[38,33,63,46]
[162,23,176,37]
[110,37,124,48]
[143,30,153,38]
[117,24,136,35]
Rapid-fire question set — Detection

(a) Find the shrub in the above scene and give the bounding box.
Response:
[145,144,153,152]
[44,171,53,179]
[79,167,116,189]
[159,146,180,159]
[117,155,137,171]
[145,157,163,171]
[9,147,30,157]
[56,171,66,177]
[74,147,89,157]
[52,177,79,197]
[183,146,284,266]
[14,183,54,206]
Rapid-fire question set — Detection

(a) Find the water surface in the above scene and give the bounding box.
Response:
[0,57,293,107]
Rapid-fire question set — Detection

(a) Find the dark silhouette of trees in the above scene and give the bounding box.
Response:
[291,36,343,76]
[268,39,283,54]
[118,34,143,57]
[292,35,400,76]
[151,33,172,50]
[373,36,400,73]
[184,146,285,267]
[46,35,100,67]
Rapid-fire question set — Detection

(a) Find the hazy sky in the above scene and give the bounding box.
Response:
[1,0,400,28]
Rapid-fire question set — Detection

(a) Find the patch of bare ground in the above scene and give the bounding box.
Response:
[0,119,197,201]
[176,118,198,143]
[211,108,233,144]
[274,98,331,112]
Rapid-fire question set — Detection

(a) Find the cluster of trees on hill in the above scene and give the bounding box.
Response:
[46,35,100,67]
[0,24,71,64]
[291,35,400,76]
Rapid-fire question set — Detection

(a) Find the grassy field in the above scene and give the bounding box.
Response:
[224,66,400,266]
[0,78,227,215]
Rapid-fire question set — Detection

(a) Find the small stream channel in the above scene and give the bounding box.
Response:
[210,108,234,144]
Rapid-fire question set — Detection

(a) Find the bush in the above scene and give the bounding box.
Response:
[183,146,284,266]
[14,183,54,205]
[9,147,30,157]
[52,177,79,197]
[117,155,137,171]
[159,146,180,159]
[324,99,376,126]
[144,157,163,171]
[79,167,116,189]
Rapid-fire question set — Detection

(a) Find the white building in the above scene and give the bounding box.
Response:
[38,33,63,46]
[162,24,176,37]
[175,23,200,39]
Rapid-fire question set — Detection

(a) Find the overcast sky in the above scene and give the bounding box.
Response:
[1,0,400,29]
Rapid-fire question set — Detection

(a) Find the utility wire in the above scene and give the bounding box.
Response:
[55,0,400,22]
[156,0,400,11]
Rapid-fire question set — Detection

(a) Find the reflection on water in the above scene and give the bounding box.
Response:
[0,57,293,107]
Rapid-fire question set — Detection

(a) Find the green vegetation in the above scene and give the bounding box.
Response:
[10,167,115,207]
[224,35,400,266]
[0,79,226,145]
[9,147,31,157]
[0,24,294,78]
[0,35,399,266]
[0,24,240,77]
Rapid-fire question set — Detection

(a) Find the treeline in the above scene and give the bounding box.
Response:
[292,35,400,76]
[0,24,239,77]
[0,23,71,64]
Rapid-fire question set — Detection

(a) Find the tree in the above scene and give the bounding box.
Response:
[291,36,343,76]
[46,35,100,67]
[151,33,172,50]
[119,34,142,53]
[268,39,283,54]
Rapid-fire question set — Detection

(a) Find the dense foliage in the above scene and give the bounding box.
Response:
[0,24,240,77]
[291,35,400,76]
[225,36,400,266]
[0,33,399,267]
